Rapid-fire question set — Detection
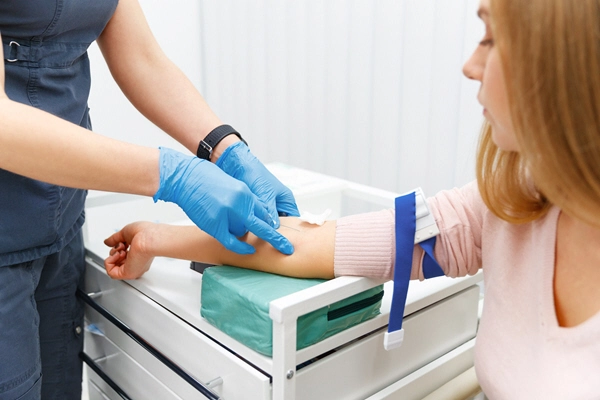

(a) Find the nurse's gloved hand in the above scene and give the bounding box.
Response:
[153,147,294,255]
[216,142,300,228]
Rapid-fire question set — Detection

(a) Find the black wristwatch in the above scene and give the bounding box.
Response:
[196,124,247,160]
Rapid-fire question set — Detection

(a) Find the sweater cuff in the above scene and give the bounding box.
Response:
[334,209,395,280]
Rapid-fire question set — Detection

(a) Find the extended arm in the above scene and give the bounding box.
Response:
[97,0,229,157]
[104,217,336,280]
[0,36,159,196]
[0,32,292,255]
[97,0,300,221]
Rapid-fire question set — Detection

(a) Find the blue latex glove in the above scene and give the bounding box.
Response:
[153,147,294,255]
[216,142,300,228]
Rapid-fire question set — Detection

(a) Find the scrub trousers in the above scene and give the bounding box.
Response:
[0,232,85,400]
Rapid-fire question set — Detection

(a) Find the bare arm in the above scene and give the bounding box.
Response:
[97,0,238,160]
[0,34,159,196]
[104,217,336,280]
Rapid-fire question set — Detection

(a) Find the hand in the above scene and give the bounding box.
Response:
[154,147,294,255]
[216,141,300,228]
[104,221,155,280]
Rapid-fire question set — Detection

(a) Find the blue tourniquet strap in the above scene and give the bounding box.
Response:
[421,237,444,279]
[386,191,444,347]
[388,192,416,333]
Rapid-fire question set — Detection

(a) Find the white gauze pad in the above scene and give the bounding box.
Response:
[298,209,332,226]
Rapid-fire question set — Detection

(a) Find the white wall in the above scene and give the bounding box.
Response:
[89,0,484,197]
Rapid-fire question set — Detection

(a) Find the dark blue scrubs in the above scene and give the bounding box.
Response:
[0,1,118,398]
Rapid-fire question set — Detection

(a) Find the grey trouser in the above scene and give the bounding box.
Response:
[0,232,85,400]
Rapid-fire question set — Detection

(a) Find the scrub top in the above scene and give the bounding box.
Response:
[0,0,119,266]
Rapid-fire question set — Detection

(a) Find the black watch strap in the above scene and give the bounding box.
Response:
[196,125,247,160]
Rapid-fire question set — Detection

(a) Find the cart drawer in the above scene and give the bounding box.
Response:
[84,261,271,400]
[294,285,480,400]
[366,338,477,399]
[87,375,119,400]
[83,327,181,400]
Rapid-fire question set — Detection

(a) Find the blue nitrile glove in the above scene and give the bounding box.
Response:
[153,147,294,255]
[216,141,300,228]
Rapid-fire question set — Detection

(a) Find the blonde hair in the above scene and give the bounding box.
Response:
[477,0,600,226]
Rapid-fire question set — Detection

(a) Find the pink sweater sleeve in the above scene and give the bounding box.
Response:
[333,181,485,280]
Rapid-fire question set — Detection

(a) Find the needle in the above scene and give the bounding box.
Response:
[280,224,300,232]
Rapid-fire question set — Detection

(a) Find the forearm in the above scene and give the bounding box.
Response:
[98,0,224,154]
[107,55,222,153]
[0,97,159,195]
[145,218,336,279]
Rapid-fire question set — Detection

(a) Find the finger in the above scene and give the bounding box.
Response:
[108,243,126,258]
[277,202,300,217]
[267,206,280,229]
[228,217,249,238]
[252,199,279,229]
[269,210,281,229]
[258,193,281,228]
[104,230,127,247]
[246,217,294,255]
[276,193,301,217]
[107,249,126,264]
[104,252,125,279]
[107,259,137,280]
[218,231,256,255]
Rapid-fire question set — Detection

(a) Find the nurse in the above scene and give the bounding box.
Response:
[106,0,600,397]
[0,0,298,399]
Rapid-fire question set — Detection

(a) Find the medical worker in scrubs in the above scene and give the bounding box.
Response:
[0,0,298,398]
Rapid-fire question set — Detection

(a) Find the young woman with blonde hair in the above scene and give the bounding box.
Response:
[104,0,600,396]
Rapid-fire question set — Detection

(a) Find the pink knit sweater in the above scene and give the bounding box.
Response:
[334,181,600,399]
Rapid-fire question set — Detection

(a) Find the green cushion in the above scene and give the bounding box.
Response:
[201,266,384,356]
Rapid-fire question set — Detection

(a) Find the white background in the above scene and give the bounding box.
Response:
[88,0,484,197]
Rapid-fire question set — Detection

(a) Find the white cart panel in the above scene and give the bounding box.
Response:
[82,164,482,399]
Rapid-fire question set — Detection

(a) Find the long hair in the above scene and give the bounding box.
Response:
[477,0,600,226]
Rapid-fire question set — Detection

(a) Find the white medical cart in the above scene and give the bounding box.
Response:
[81,165,482,400]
